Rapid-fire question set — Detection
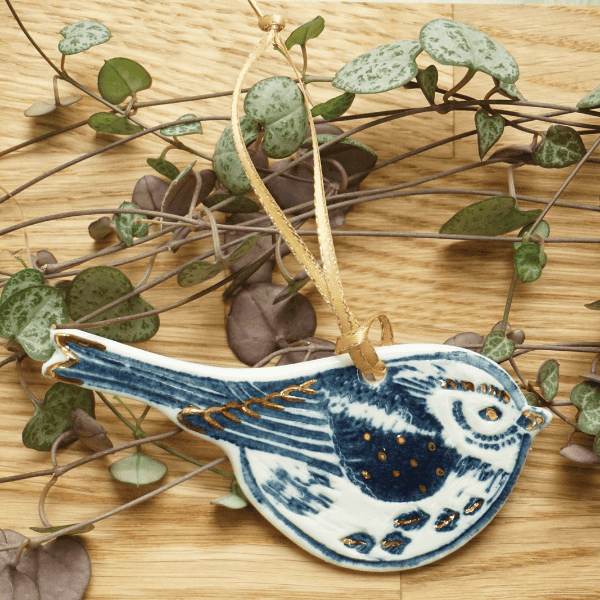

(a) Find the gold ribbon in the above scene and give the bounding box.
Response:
[231,4,394,376]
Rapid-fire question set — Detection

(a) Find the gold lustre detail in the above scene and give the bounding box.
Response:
[362,470,372,480]
[394,516,421,527]
[392,470,400,478]
[341,537,366,547]
[377,451,387,462]
[485,407,499,421]
[410,459,418,468]
[428,441,436,452]
[397,435,406,445]
[436,467,445,477]
[418,484,427,493]
[363,432,372,441]
[435,512,459,530]
[461,380,475,391]
[464,500,484,514]
[381,540,403,549]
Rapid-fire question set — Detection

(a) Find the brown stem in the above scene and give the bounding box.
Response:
[16,357,40,407]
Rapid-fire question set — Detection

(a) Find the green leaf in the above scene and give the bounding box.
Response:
[244,77,309,159]
[159,114,203,137]
[273,275,311,305]
[115,201,148,247]
[439,195,541,236]
[66,267,159,343]
[481,330,515,363]
[513,220,550,250]
[97,57,152,104]
[178,236,259,287]
[537,359,559,401]
[147,157,180,181]
[585,300,600,310]
[22,383,95,452]
[524,391,540,407]
[109,450,167,486]
[203,193,260,213]
[88,112,143,135]
[0,286,69,361]
[58,20,111,55]
[571,381,600,435]
[577,84,600,109]
[211,493,248,509]
[213,117,261,194]
[594,431,600,456]
[332,40,421,95]
[0,269,45,306]
[285,16,325,49]
[532,125,586,169]
[416,65,438,103]
[420,19,519,83]
[475,110,504,159]
[311,92,355,120]
[514,243,546,283]
[498,81,525,100]
[30,523,95,534]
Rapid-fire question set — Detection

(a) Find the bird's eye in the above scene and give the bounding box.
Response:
[479,407,501,421]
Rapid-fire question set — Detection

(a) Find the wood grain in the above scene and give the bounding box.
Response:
[2,2,600,599]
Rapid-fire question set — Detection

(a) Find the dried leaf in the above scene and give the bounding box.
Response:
[88,216,115,240]
[559,444,600,464]
[71,408,113,452]
[443,332,484,352]
[132,175,169,212]
[24,96,81,117]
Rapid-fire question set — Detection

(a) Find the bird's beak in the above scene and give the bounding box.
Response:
[521,407,551,433]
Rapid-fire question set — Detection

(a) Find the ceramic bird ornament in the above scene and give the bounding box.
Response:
[43,330,551,571]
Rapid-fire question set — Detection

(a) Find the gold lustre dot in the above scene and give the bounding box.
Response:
[397,435,406,445]
[392,470,400,478]
[362,470,371,480]
[410,459,418,468]
[363,432,372,441]
[436,467,445,477]
[419,484,427,493]
[428,441,436,452]
[486,407,499,421]
[377,451,387,462]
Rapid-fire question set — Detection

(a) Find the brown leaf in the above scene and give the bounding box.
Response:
[131,175,169,212]
[71,408,113,452]
[443,332,484,352]
[559,444,600,464]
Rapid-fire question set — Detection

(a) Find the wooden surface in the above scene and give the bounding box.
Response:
[2,1,600,598]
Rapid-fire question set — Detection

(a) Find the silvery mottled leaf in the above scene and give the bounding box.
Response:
[97,57,152,104]
[0,286,68,361]
[276,337,336,366]
[58,20,111,55]
[88,216,115,240]
[443,332,484,352]
[498,81,525,100]
[88,112,143,135]
[32,251,57,271]
[285,16,325,49]
[71,408,113,452]
[537,359,559,401]
[577,84,600,109]
[115,201,148,247]
[244,77,308,159]
[132,175,169,211]
[514,243,546,283]
[559,444,600,464]
[0,529,91,600]
[109,450,167,486]
[66,266,159,343]
[226,283,317,365]
[24,96,81,117]
[22,382,95,452]
[416,65,438,103]
[513,220,550,250]
[570,381,600,435]
[439,195,541,236]
[332,40,421,94]
[146,157,180,181]
[532,125,586,169]
[311,92,355,120]
[475,110,504,159]
[481,330,515,363]
[203,193,260,213]
[159,114,203,137]
[53,281,71,302]
[0,269,45,306]
[420,19,519,83]
[213,117,261,194]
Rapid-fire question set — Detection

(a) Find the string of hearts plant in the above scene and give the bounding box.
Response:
[3,1,600,595]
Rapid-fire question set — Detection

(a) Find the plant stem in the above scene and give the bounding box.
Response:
[16,358,40,407]
[133,87,252,109]
[501,272,520,334]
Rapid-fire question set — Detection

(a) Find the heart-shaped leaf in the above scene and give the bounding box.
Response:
[332,40,421,94]
[475,110,504,159]
[226,283,317,365]
[440,195,541,236]
[595,432,600,457]
[514,242,546,283]
[115,201,148,247]
[537,358,559,401]
[585,299,600,310]
[571,381,600,435]
[0,286,69,361]
[66,267,159,343]
[88,112,143,135]
[532,125,586,169]
[24,96,81,117]
[420,19,519,83]
[178,236,259,287]
[416,65,438,103]
[203,193,260,213]
[481,330,515,363]
[58,20,111,55]
[146,157,180,181]
[71,408,113,452]
[33,251,57,271]
[213,117,261,194]
[22,382,95,451]
[498,81,525,100]
[244,77,309,159]
[132,175,170,210]
[285,16,325,49]
[443,332,484,352]
[97,57,152,104]
[161,166,215,224]
[0,269,45,306]
[159,114,203,137]
[577,84,600,109]
[524,391,541,406]
[559,444,600,464]
[513,220,550,250]
[311,92,355,120]
[109,450,168,486]
[88,216,115,240]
